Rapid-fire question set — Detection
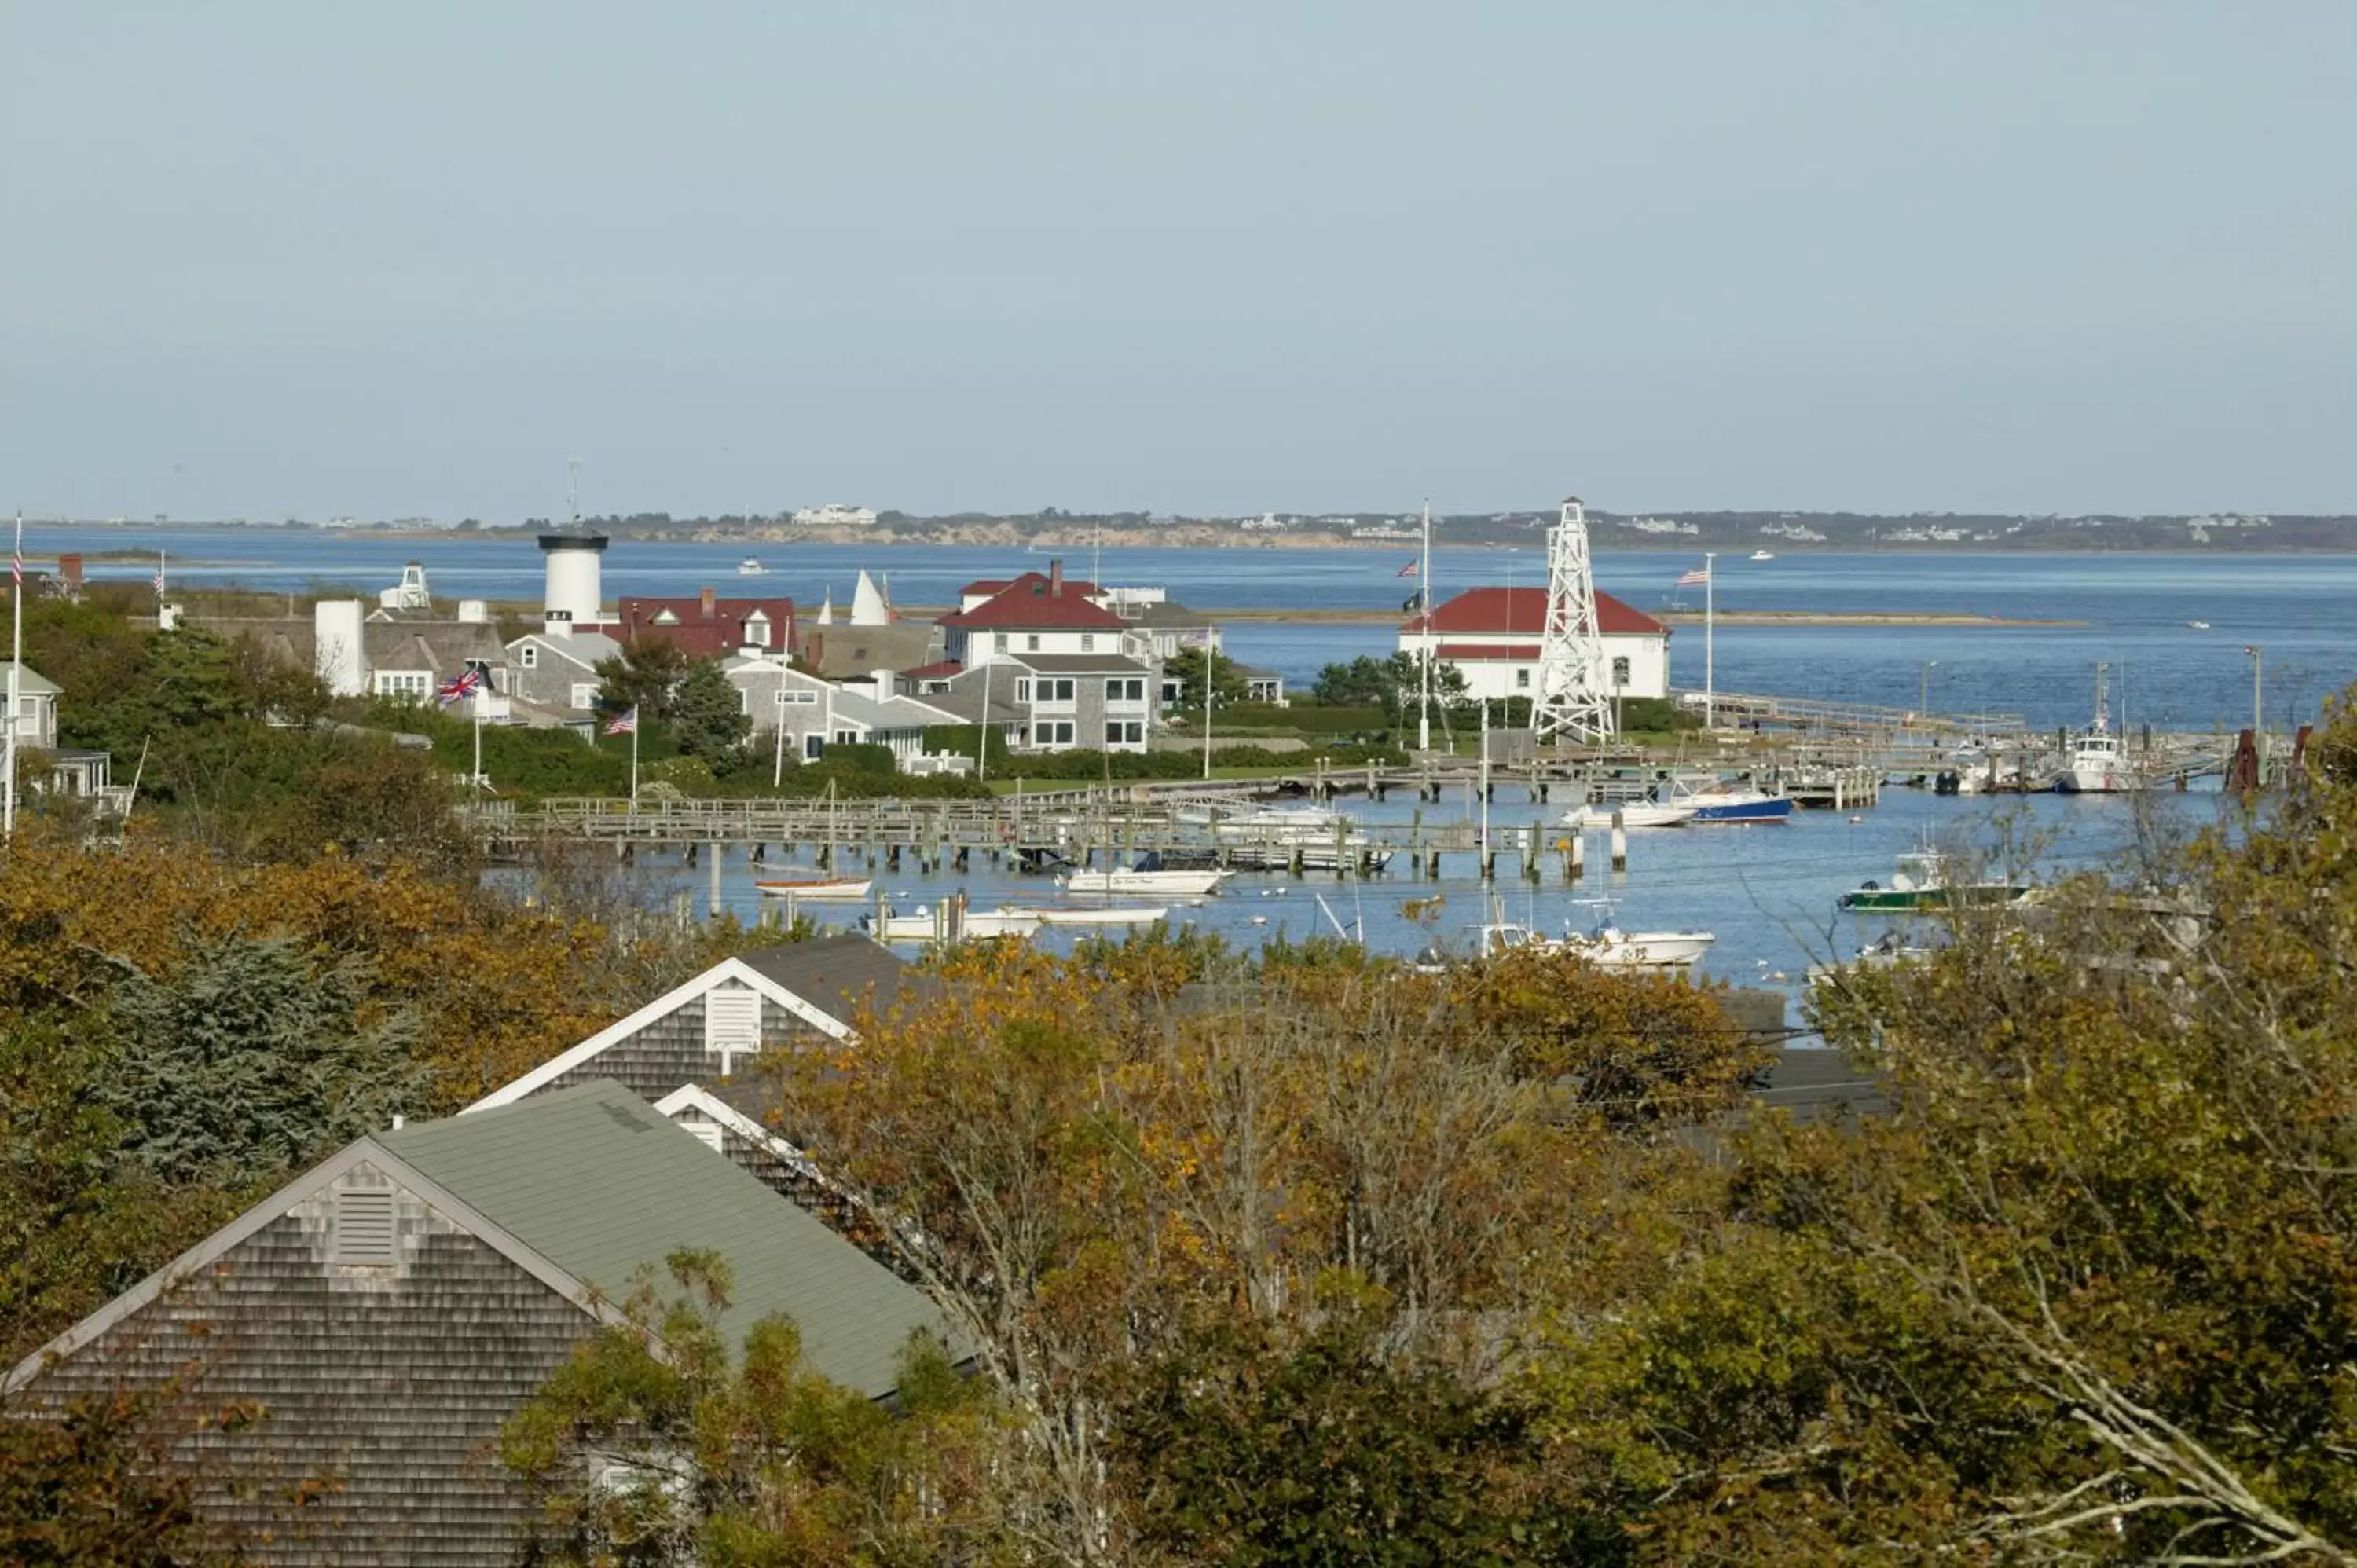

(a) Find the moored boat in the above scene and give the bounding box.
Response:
[1001,904,1169,928]
[753,876,871,901]
[1468,919,1714,970]
[1672,782,1794,823]
[737,557,765,576]
[1057,865,1230,898]
[1563,800,1696,830]
[1838,851,2029,913]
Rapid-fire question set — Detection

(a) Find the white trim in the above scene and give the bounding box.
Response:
[5,1136,626,1394]
[652,1084,818,1171]
[464,957,852,1112]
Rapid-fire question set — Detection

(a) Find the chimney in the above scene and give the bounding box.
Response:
[699,586,717,620]
[1049,559,1064,597]
[57,553,83,591]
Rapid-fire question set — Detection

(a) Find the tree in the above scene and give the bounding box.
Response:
[500,1250,1005,1566]
[1309,654,1397,709]
[1524,690,2357,1561]
[100,934,429,1188]
[1164,647,1247,712]
[595,639,693,722]
[670,658,752,766]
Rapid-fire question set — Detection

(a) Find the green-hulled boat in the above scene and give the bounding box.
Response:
[1838,852,2032,914]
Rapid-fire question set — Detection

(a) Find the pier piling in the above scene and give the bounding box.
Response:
[1611,822,1628,874]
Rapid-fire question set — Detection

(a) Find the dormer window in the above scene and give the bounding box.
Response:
[653,609,680,625]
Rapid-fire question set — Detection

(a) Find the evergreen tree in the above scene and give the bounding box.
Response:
[100,935,427,1188]
[669,658,752,766]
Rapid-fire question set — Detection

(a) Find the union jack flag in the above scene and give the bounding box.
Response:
[1675,567,1710,587]
[436,665,487,705]
[1396,559,1419,578]
[603,706,638,735]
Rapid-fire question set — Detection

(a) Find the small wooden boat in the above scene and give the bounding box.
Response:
[753,876,871,901]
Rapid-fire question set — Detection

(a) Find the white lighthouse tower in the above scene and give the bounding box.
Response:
[538,456,610,636]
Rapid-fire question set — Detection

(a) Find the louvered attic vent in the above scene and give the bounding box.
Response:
[705,987,761,1060]
[335,1189,397,1265]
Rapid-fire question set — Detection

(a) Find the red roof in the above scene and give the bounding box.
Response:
[900,660,963,680]
[616,595,796,657]
[940,572,1127,631]
[1402,586,1663,637]
[1434,643,1541,661]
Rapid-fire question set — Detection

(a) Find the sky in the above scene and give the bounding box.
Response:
[4,2,2354,522]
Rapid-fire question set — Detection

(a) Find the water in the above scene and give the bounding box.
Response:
[636,784,2209,1024]
[39,523,2357,732]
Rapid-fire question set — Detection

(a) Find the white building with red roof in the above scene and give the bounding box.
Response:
[1398,586,1670,703]
[938,559,1138,670]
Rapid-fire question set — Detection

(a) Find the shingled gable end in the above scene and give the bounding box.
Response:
[3,1081,948,1566]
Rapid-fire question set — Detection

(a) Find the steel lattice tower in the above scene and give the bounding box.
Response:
[1530,496,1617,746]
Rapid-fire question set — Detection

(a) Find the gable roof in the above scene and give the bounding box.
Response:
[1402,585,1665,638]
[466,951,860,1111]
[615,595,796,658]
[387,1082,941,1394]
[0,661,61,696]
[508,630,623,670]
[8,1081,944,1401]
[801,624,944,680]
[959,573,1099,600]
[940,573,1127,632]
[741,932,936,1023]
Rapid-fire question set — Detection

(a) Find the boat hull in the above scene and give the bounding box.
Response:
[1057,870,1229,897]
[754,879,872,901]
[1567,803,1696,830]
[1688,796,1794,823]
[1003,906,1170,928]
[1838,885,2027,914]
[1571,932,1715,969]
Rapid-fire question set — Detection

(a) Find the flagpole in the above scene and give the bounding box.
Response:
[630,708,640,807]
[5,512,20,843]
[1703,552,1717,730]
[1417,498,1432,753]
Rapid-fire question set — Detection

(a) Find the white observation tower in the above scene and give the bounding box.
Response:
[1530,496,1616,746]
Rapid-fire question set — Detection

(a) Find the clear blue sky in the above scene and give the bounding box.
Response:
[5,2,2352,521]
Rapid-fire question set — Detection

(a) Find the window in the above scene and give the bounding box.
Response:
[805,734,824,760]
[1014,679,1032,702]
[519,644,539,669]
[1105,677,1144,703]
[1080,634,1096,653]
[775,688,816,705]
[571,683,597,709]
[993,632,1009,653]
[1516,669,1530,690]
[1032,677,1076,705]
[1104,720,1142,746]
[374,671,431,700]
[705,987,761,1073]
[1612,657,1631,687]
[1025,634,1041,652]
[1039,720,1076,746]
[334,1189,396,1266]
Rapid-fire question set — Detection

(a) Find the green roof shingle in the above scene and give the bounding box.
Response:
[385,1079,941,1399]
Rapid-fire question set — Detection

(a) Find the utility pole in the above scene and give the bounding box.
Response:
[5,513,20,843]
[1201,650,1214,781]
[1417,499,1433,753]
[1703,552,1718,730]
[2248,644,2264,773]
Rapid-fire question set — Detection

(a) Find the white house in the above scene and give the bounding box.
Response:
[1397,587,1671,703]
[721,658,959,765]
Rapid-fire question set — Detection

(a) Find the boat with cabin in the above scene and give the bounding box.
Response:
[1838,849,2030,913]
[737,558,766,576]
[2055,662,2142,793]
[1750,549,1776,561]
[1670,779,1794,823]
[1057,855,1230,898]
[1563,800,1696,830]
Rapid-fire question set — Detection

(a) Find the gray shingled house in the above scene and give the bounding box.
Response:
[4,1079,948,1565]
[466,935,933,1244]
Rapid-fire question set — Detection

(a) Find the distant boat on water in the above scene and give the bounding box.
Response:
[1750,549,1776,561]
[2186,619,2210,630]
[738,558,765,576]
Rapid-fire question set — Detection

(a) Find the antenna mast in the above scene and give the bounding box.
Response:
[567,456,583,529]
[1530,496,1616,747]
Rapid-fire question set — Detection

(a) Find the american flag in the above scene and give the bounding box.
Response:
[603,706,638,735]
[1676,567,1710,587]
[1396,559,1419,578]
[436,665,487,705]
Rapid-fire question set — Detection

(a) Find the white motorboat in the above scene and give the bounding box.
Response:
[1670,781,1794,823]
[753,876,871,901]
[1001,904,1169,928]
[2186,620,2210,630]
[1470,920,1714,971]
[1057,866,1230,898]
[1750,549,1776,561]
[1563,800,1697,830]
[863,904,1043,942]
[737,558,766,576]
[2055,662,2143,793]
